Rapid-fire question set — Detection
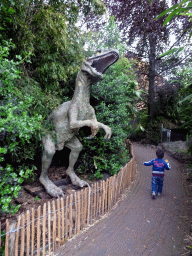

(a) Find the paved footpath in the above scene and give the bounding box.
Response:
[55,143,189,256]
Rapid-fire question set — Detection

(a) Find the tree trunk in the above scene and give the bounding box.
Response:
[148,34,157,120]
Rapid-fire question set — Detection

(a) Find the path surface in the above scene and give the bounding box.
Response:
[55,143,189,256]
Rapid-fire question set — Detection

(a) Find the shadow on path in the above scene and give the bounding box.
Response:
[54,143,189,256]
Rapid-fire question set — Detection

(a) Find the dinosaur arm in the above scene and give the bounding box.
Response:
[97,122,112,139]
[88,106,112,139]
[69,104,98,130]
[69,104,111,139]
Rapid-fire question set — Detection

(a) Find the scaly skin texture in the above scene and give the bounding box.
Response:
[40,49,119,197]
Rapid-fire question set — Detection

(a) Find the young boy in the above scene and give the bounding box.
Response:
[143,149,171,199]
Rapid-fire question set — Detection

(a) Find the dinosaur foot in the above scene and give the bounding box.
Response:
[39,176,64,198]
[66,170,89,188]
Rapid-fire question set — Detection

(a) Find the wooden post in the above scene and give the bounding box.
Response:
[84,188,88,226]
[96,182,100,217]
[109,177,112,210]
[7,220,17,256]
[81,190,85,228]
[105,179,109,213]
[77,191,81,234]
[20,215,25,256]
[14,215,21,256]
[5,219,9,256]
[42,203,46,256]
[61,197,65,241]
[93,183,96,220]
[52,201,56,251]
[116,171,121,199]
[26,211,30,256]
[74,192,77,236]
[102,180,105,215]
[119,170,124,195]
[113,174,117,205]
[57,199,61,248]
[65,196,69,240]
[37,206,41,256]
[31,208,35,255]
[69,194,73,239]
[48,201,51,254]
[87,186,91,226]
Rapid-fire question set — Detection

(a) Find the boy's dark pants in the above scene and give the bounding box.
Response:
[151,176,164,194]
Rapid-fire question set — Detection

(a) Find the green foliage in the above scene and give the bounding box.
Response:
[174,65,192,155]
[0,164,22,214]
[0,0,105,97]
[144,119,161,145]
[175,66,192,131]
[77,57,140,178]
[34,196,40,201]
[0,41,43,214]
[0,41,43,162]
[156,0,192,33]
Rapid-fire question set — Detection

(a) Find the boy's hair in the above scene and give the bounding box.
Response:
[156,149,164,158]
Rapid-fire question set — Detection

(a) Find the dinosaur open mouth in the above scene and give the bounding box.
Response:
[88,50,119,74]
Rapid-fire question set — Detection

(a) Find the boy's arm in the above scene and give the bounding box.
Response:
[143,160,153,166]
[164,159,171,170]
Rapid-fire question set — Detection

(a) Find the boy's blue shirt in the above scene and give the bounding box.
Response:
[143,158,171,177]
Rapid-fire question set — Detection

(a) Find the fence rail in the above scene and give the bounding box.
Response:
[0,143,137,256]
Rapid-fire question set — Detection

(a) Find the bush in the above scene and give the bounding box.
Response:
[0,41,43,213]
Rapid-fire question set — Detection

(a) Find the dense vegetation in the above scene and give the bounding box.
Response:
[0,0,192,215]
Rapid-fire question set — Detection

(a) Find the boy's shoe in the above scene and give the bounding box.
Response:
[152,191,156,199]
[157,192,161,196]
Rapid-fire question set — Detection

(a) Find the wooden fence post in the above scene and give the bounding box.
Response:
[60,197,65,242]
[69,194,73,239]
[37,206,41,256]
[48,201,51,254]
[42,203,46,256]
[77,191,81,234]
[57,199,61,248]
[26,210,30,256]
[5,219,9,256]
[87,187,91,226]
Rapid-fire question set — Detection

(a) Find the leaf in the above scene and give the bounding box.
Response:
[179,94,192,104]
[155,4,179,20]
[7,7,15,14]
[0,148,7,154]
[140,126,145,132]
[163,8,180,26]
[158,48,178,58]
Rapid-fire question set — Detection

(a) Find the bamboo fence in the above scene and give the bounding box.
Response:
[0,144,136,256]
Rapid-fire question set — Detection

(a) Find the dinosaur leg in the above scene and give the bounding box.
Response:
[65,136,89,187]
[40,134,64,198]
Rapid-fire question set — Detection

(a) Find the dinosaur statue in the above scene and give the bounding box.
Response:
[40,49,119,197]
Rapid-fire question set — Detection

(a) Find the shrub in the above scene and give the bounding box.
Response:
[0,41,43,213]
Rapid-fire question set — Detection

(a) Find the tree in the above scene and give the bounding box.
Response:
[86,0,190,120]
[0,0,106,95]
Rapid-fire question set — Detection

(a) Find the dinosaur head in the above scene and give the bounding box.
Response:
[81,49,119,81]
